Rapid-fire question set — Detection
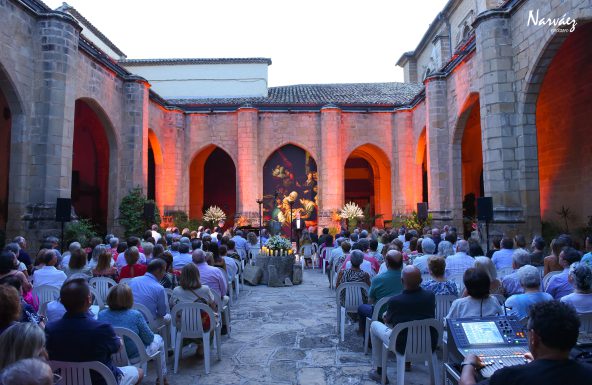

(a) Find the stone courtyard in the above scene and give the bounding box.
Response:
[151,269,432,385]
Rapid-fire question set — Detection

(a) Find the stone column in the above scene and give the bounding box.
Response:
[236,105,259,222]
[318,105,343,230]
[425,77,454,225]
[474,13,529,235]
[20,14,80,244]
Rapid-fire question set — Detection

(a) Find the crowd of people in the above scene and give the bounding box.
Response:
[0,223,591,384]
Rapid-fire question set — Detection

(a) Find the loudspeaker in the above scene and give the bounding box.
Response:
[417,202,428,221]
[55,198,71,222]
[143,202,155,221]
[477,197,493,222]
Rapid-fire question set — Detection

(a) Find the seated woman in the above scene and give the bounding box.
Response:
[98,284,168,384]
[474,256,504,295]
[0,322,47,370]
[62,249,91,279]
[445,268,503,320]
[170,264,217,357]
[0,285,21,335]
[91,248,119,281]
[0,251,34,308]
[0,275,44,327]
[156,251,178,289]
[544,238,564,276]
[505,265,553,319]
[119,246,147,281]
[336,250,370,306]
[561,262,592,313]
[421,256,459,296]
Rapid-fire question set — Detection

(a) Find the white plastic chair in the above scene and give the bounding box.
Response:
[49,360,117,385]
[111,327,164,385]
[171,302,221,374]
[536,265,545,278]
[380,318,443,385]
[329,258,341,290]
[578,312,592,333]
[449,274,465,294]
[89,277,117,304]
[336,282,369,341]
[435,294,457,324]
[32,285,60,306]
[299,244,315,269]
[133,303,171,364]
[543,270,562,290]
[364,296,390,354]
[320,246,334,274]
[212,290,230,336]
[89,286,105,309]
[247,247,260,265]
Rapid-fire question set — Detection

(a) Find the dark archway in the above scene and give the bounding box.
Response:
[0,87,10,233]
[189,145,236,226]
[263,144,318,234]
[416,127,428,205]
[537,23,592,228]
[72,99,111,231]
[345,157,374,215]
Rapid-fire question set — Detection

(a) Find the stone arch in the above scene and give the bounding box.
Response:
[451,92,482,236]
[147,129,164,207]
[72,98,119,232]
[262,141,319,169]
[0,62,26,238]
[520,21,592,229]
[189,144,237,224]
[344,143,392,226]
[415,127,428,204]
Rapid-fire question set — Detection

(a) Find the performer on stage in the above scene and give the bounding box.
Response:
[292,212,305,248]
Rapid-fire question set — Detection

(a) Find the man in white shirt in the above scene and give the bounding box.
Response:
[491,237,515,270]
[444,240,475,278]
[32,250,67,289]
[150,224,162,243]
[172,242,192,270]
[292,212,304,248]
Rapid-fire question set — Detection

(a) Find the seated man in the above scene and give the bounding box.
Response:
[129,259,169,320]
[45,278,143,385]
[459,300,592,385]
[491,238,515,270]
[445,240,475,278]
[32,250,67,289]
[502,249,532,297]
[546,247,581,299]
[172,242,192,270]
[505,265,552,319]
[357,250,403,337]
[192,249,228,306]
[368,265,437,383]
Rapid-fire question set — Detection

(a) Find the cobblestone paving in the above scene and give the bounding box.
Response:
[150,269,434,384]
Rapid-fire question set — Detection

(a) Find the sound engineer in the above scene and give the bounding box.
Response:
[459,301,592,385]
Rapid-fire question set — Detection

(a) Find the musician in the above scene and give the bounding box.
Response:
[291,212,305,247]
[459,300,592,385]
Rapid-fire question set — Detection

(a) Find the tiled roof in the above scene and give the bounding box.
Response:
[167,82,424,107]
[56,3,126,58]
[120,58,272,66]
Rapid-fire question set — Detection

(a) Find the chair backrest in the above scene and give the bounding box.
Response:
[497,267,514,279]
[164,288,173,310]
[32,285,60,306]
[211,290,224,313]
[171,302,216,338]
[336,282,369,312]
[321,247,334,259]
[299,244,313,257]
[247,248,259,262]
[311,243,319,254]
[579,312,592,333]
[542,270,562,290]
[370,296,391,321]
[89,277,117,302]
[435,294,458,323]
[49,360,118,385]
[111,327,151,366]
[88,286,105,309]
[389,318,443,360]
[133,302,158,329]
[449,275,465,294]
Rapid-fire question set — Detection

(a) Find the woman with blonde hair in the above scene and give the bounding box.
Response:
[91,249,119,281]
[119,246,147,280]
[474,256,503,295]
[0,322,47,370]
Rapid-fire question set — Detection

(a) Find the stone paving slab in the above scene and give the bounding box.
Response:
[144,269,435,384]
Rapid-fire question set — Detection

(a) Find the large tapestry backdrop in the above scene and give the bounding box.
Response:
[263,145,318,234]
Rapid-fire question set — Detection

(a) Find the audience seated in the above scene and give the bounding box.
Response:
[445,240,475,278]
[560,262,592,313]
[445,268,503,320]
[92,247,119,281]
[98,284,168,383]
[62,248,91,278]
[0,275,43,326]
[412,238,436,274]
[336,250,371,306]
[31,250,66,289]
[192,249,228,307]
[529,236,546,267]
[357,250,403,336]
[474,256,503,295]
[342,249,377,278]
[505,265,552,319]
[437,240,454,258]
[501,249,531,297]
[459,301,592,385]
[119,247,147,280]
[368,266,436,383]
[491,237,515,270]
[0,322,47,370]
[0,251,32,297]
[116,237,146,270]
[544,235,571,276]
[421,256,459,296]
[546,246,582,300]
[0,285,22,335]
[45,277,143,385]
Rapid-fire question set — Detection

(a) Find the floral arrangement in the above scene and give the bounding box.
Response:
[339,202,364,220]
[203,206,226,223]
[262,235,294,256]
